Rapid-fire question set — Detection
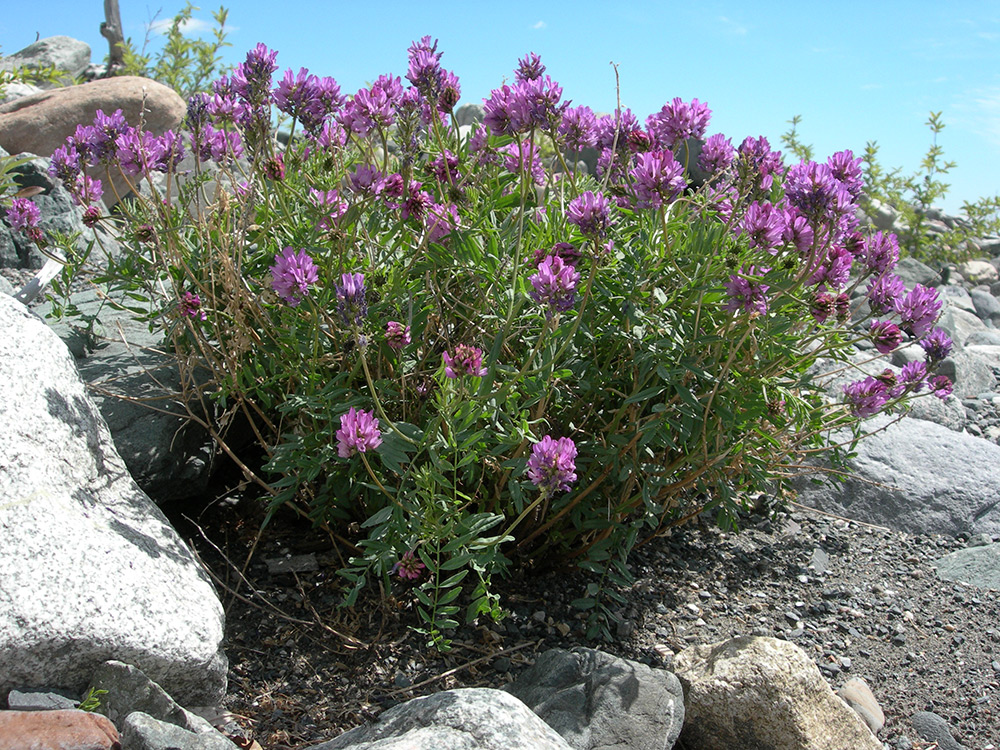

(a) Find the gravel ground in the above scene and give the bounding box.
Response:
[176,499,1000,750]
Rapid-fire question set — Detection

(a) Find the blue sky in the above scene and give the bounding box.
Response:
[3,1,999,213]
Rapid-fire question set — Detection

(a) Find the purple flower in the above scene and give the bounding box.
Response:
[336,272,367,326]
[68,173,103,207]
[567,191,613,239]
[340,85,394,137]
[809,245,854,291]
[194,126,243,164]
[6,198,40,232]
[114,128,153,176]
[810,291,837,324]
[179,291,207,321]
[724,266,770,317]
[400,185,433,222]
[646,98,711,150]
[529,254,580,315]
[73,109,129,165]
[784,160,851,221]
[894,361,928,396]
[895,284,942,338]
[310,188,347,230]
[483,74,566,135]
[737,136,783,192]
[49,143,83,182]
[426,150,460,183]
[630,150,686,209]
[698,133,735,176]
[406,40,444,96]
[919,327,953,364]
[231,43,278,106]
[843,377,889,418]
[499,141,545,185]
[392,550,425,580]
[869,320,903,354]
[515,52,546,82]
[186,92,211,133]
[929,375,953,400]
[860,231,899,276]
[739,201,786,251]
[274,67,337,132]
[443,344,486,378]
[527,435,578,496]
[425,202,460,243]
[348,164,385,196]
[783,208,815,254]
[82,206,101,227]
[827,150,864,200]
[558,106,598,152]
[336,407,382,458]
[595,109,640,150]
[386,321,411,350]
[270,247,319,307]
[866,273,905,316]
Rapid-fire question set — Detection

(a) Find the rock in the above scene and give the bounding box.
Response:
[957,259,999,286]
[894,256,939,289]
[934,542,1000,590]
[866,198,900,233]
[910,710,967,750]
[837,677,885,735]
[5,689,78,711]
[454,103,484,127]
[937,285,976,314]
[794,415,1000,538]
[970,289,1000,326]
[0,77,186,206]
[0,294,227,705]
[0,81,43,106]
[88,661,221,736]
[966,329,1000,346]
[35,289,216,503]
[306,688,574,750]
[0,36,92,87]
[0,709,120,750]
[673,636,881,749]
[939,347,1000,398]
[505,647,685,750]
[937,304,988,350]
[120,712,233,750]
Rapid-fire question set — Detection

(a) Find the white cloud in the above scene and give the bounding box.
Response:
[532,20,546,30]
[717,16,748,36]
[147,17,214,36]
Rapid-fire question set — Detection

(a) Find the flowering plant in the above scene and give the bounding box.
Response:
[20,38,953,645]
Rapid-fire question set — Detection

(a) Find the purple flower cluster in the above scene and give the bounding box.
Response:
[179,291,207,321]
[336,272,367,327]
[724,266,770,317]
[630,150,685,209]
[336,407,382,458]
[385,321,411,350]
[698,134,735,177]
[527,435,578,496]
[739,201,786,252]
[859,231,900,276]
[273,67,343,132]
[529,254,580,315]
[443,344,486,379]
[895,284,941,337]
[270,247,319,307]
[567,191,613,239]
[483,59,566,136]
[393,550,425,580]
[843,377,889,418]
[425,202,460,243]
[231,43,279,107]
[869,320,902,354]
[646,98,711,150]
[5,197,40,233]
[558,106,598,153]
[919,327,953,364]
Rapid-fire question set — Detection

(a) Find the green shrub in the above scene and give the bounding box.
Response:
[10,42,956,646]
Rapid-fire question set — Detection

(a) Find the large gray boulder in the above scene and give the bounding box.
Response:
[934,542,1000,590]
[0,36,91,87]
[36,289,217,504]
[673,636,881,750]
[506,647,685,750]
[0,293,227,704]
[795,414,1000,537]
[308,688,574,750]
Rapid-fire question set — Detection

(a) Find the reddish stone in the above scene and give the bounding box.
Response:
[0,709,120,750]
